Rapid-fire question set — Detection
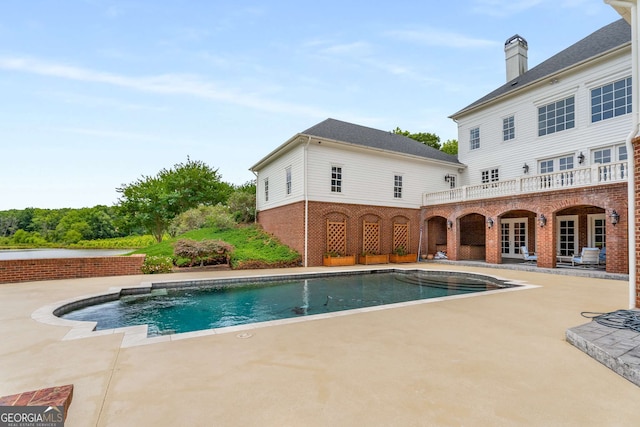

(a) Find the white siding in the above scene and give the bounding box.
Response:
[455,50,632,186]
[255,143,305,211]
[306,141,459,209]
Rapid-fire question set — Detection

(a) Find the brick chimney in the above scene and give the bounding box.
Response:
[505,34,528,82]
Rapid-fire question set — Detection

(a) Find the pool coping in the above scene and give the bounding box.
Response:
[31,268,538,348]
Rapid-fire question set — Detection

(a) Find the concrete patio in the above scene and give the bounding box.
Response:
[1,263,638,426]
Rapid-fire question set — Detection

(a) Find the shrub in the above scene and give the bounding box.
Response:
[141,255,174,274]
[169,205,236,236]
[173,238,234,267]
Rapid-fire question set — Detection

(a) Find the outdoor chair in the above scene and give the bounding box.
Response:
[520,246,537,263]
[572,247,600,267]
[599,247,606,265]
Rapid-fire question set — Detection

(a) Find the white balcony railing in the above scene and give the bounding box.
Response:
[423,161,628,206]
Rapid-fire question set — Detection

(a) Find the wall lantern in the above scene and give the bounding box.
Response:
[487,217,494,229]
[610,210,620,226]
[447,220,453,230]
[523,163,529,174]
[538,214,547,227]
[578,152,585,164]
[444,174,454,183]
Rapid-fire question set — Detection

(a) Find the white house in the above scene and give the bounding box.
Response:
[251,18,632,276]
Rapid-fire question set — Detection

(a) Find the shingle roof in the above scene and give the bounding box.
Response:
[451,19,631,118]
[301,118,461,164]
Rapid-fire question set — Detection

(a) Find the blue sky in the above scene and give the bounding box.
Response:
[0,0,623,210]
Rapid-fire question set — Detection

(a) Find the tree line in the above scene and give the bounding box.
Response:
[0,158,256,246]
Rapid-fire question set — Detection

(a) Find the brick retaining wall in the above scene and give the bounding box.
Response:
[0,255,146,284]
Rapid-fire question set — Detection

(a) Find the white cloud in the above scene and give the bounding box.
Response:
[385,28,498,49]
[0,55,332,118]
[319,41,372,56]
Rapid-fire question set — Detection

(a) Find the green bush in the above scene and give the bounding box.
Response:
[173,238,234,267]
[141,255,174,274]
[169,205,236,236]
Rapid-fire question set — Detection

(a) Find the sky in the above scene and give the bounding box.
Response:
[0,0,623,210]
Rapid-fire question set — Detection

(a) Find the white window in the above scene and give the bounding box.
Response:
[538,96,575,136]
[470,127,480,150]
[393,175,403,198]
[503,116,515,141]
[331,166,342,193]
[264,178,269,202]
[559,156,574,171]
[481,168,499,184]
[540,160,554,174]
[591,76,632,123]
[285,167,292,195]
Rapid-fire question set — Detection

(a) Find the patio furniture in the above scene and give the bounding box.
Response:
[520,246,537,263]
[599,247,606,265]
[572,247,600,267]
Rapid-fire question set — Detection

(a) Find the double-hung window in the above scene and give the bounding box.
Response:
[538,96,575,136]
[393,175,403,198]
[331,166,342,193]
[264,178,269,202]
[503,116,515,141]
[285,167,292,195]
[591,77,632,123]
[470,127,480,150]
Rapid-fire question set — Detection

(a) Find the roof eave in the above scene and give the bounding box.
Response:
[449,42,631,120]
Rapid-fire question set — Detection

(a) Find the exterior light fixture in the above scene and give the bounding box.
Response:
[487,217,494,229]
[447,220,453,229]
[610,210,620,226]
[578,152,585,164]
[523,163,529,174]
[538,214,547,227]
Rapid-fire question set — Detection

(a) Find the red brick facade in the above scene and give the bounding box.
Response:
[258,202,421,266]
[0,255,146,284]
[423,183,628,274]
[634,136,640,307]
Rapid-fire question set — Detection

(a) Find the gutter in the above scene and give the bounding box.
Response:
[605,0,639,308]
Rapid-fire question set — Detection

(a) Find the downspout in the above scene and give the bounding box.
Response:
[304,136,311,267]
[251,170,258,224]
[606,0,639,308]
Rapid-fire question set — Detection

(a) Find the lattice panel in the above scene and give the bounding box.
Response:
[326,220,347,254]
[393,223,409,252]
[362,221,380,254]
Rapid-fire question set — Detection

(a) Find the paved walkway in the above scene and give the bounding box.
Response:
[1,263,638,426]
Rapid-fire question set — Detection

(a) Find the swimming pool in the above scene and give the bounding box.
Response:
[56,270,518,337]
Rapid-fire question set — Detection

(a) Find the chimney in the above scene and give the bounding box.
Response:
[505,34,528,82]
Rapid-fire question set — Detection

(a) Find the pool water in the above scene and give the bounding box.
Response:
[60,271,512,337]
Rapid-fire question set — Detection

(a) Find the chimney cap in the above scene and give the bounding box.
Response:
[505,34,528,48]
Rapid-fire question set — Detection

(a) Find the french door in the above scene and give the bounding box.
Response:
[501,219,528,258]
[557,215,578,256]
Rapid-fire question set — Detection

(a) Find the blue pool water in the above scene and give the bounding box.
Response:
[59,270,513,336]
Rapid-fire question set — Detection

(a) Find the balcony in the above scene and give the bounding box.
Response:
[423,161,628,206]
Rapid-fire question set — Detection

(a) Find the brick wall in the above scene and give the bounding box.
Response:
[634,136,640,307]
[424,183,628,274]
[0,255,146,284]
[257,201,421,266]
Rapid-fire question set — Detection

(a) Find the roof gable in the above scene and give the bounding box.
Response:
[451,19,631,118]
[302,118,461,164]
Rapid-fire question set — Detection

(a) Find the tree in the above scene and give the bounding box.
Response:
[440,139,458,155]
[392,127,441,150]
[117,158,227,242]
